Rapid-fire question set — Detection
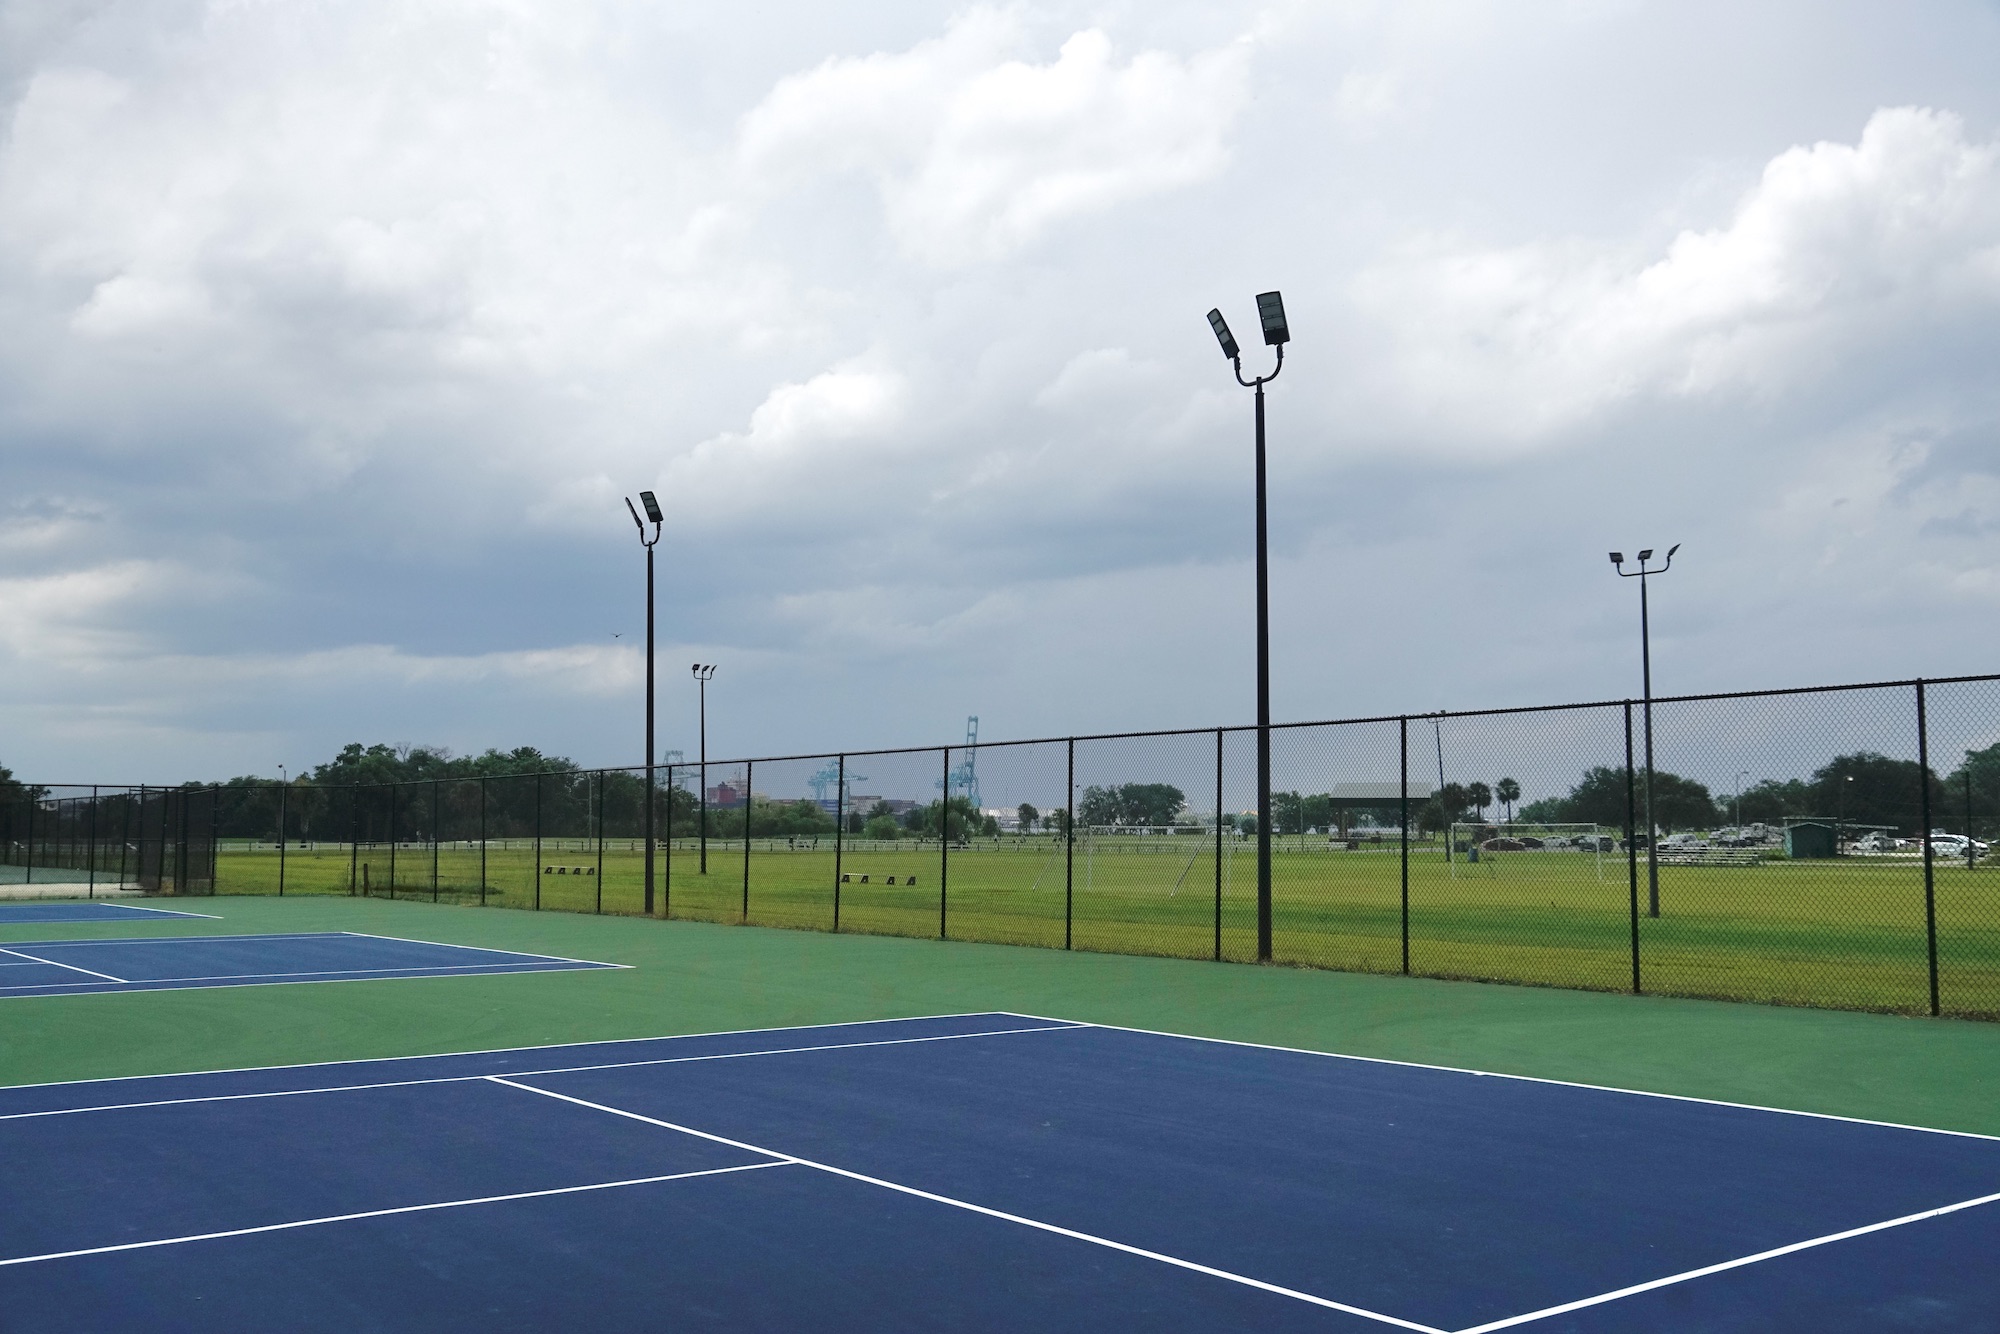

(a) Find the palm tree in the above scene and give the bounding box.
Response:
[1496,777,1520,825]
[1468,782,1492,822]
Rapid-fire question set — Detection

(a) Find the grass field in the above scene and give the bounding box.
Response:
[203,836,2000,1020]
[2,895,1997,1142]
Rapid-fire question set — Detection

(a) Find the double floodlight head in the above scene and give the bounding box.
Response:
[1611,544,1681,576]
[1207,290,1289,382]
[625,490,663,545]
[691,663,716,681]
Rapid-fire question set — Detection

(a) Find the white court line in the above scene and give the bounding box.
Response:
[488,1076,1448,1334]
[1453,1188,2000,1333]
[16,932,351,945]
[0,946,125,984]
[0,1011,1016,1089]
[0,960,601,993]
[0,1161,789,1268]
[0,1023,1088,1121]
[336,930,624,970]
[997,1013,2000,1145]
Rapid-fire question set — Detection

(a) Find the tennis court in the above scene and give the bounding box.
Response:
[0,931,621,998]
[1,1012,1993,1331]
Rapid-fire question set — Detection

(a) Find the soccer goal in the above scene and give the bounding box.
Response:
[1448,823,1608,880]
[1082,826,1221,898]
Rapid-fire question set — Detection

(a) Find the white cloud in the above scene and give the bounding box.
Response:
[738,9,1252,265]
[1354,107,2000,442]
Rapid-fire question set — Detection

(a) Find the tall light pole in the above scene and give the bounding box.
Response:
[626,491,663,914]
[1610,544,1678,918]
[692,663,716,873]
[1208,291,1289,962]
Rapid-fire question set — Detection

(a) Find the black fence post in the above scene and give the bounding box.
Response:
[534,772,544,910]
[478,777,488,907]
[387,783,398,900]
[661,766,672,919]
[118,789,132,889]
[742,759,754,922]
[22,794,32,887]
[833,755,845,932]
[431,780,440,902]
[1400,717,1410,975]
[208,784,220,894]
[1214,729,1224,962]
[277,783,287,897]
[939,747,950,940]
[349,787,360,895]
[1917,681,1939,1016]
[1625,701,1641,995]
[88,785,99,899]
[595,770,605,914]
[1064,738,1075,950]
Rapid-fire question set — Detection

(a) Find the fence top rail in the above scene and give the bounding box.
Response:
[22,670,1998,792]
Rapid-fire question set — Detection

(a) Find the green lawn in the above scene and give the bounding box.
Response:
[2,895,1996,1141]
[209,838,2000,1020]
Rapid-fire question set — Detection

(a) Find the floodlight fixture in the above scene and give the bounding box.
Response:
[1256,290,1290,346]
[1207,309,1240,360]
[1609,541,1684,919]
[1204,289,1292,962]
[623,492,665,914]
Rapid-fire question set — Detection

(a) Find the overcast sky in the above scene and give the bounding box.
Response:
[3,0,1999,785]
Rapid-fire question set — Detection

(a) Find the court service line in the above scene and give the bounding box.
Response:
[1453,1188,2000,1333]
[337,930,624,970]
[0,1023,1088,1121]
[0,946,125,984]
[0,1011,1018,1092]
[1002,1014,2000,1146]
[0,1161,790,1269]
[489,1076,1448,1334]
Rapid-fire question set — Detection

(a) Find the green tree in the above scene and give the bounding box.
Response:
[1467,782,1492,820]
[1017,802,1039,832]
[1496,777,1520,823]
[1810,752,1943,835]
[862,814,902,840]
[1076,783,1186,828]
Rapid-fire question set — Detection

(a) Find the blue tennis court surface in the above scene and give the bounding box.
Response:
[0,931,621,998]
[0,1014,1992,1331]
[0,902,214,924]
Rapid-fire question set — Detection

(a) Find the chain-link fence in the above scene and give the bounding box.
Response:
[7,672,1997,1019]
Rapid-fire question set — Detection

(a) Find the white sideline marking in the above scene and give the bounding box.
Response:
[0,963,589,994]
[0,1023,1087,1121]
[996,1013,2000,1145]
[1453,1188,2000,1333]
[337,930,623,970]
[0,1011,1017,1092]
[488,1076,1448,1334]
[0,946,124,984]
[0,1161,789,1268]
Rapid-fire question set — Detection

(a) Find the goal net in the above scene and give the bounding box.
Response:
[1448,823,1608,880]
[1082,826,1223,898]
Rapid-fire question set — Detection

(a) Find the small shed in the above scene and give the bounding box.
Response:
[1783,821,1838,859]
